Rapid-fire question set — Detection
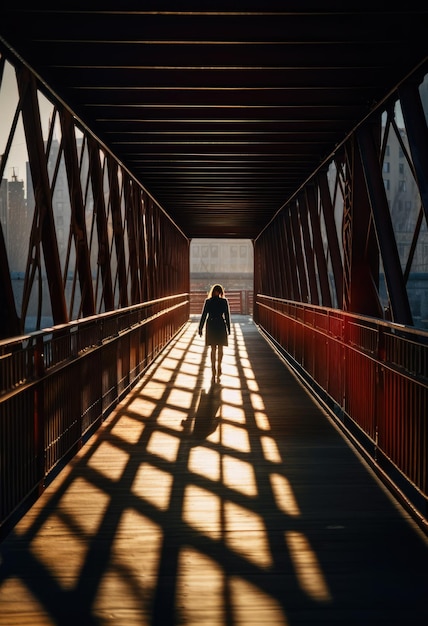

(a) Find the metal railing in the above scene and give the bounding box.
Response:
[0,294,189,534]
[256,294,428,526]
[190,290,253,315]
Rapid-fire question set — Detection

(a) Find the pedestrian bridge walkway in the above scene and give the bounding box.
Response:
[0,316,427,626]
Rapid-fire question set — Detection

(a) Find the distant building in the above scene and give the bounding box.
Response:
[190,238,254,293]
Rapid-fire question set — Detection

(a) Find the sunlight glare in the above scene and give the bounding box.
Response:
[140,384,165,400]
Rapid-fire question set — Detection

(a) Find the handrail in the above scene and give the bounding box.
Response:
[0,294,189,534]
[255,294,428,529]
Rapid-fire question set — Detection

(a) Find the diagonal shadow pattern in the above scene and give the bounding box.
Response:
[0,316,427,626]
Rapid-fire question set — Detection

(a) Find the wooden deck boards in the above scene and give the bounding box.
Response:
[1,316,427,625]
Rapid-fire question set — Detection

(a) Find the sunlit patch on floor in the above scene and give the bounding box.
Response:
[229,576,289,626]
[110,415,145,444]
[182,485,222,539]
[146,431,180,463]
[87,441,129,481]
[224,501,272,569]
[176,547,224,624]
[285,531,332,602]
[270,473,301,517]
[132,463,173,511]
[261,435,282,463]
[188,446,220,482]
[0,577,55,625]
[222,456,257,497]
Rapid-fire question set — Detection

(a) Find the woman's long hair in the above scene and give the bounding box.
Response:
[209,284,224,297]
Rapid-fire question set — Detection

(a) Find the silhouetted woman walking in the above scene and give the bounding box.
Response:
[198,284,231,382]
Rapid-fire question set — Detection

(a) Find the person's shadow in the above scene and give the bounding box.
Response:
[190,384,221,441]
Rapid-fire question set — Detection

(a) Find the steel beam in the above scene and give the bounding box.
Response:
[318,169,343,307]
[60,109,95,318]
[305,185,332,307]
[87,136,114,311]
[17,66,68,326]
[357,123,413,326]
[298,193,319,305]
[290,201,309,303]
[107,160,128,308]
[399,79,428,227]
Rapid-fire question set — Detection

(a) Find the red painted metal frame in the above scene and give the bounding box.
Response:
[256,294,428,525]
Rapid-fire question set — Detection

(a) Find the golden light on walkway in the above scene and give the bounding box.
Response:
[188,446,220,482]
[146,431,180,463]
[87,441,129,482]
[261,435,282,463]
[182,485,222,540]
[285,531,332,602]
[230,577,289,626]
[221,423,251,453]
[176,548,224,623]
[222,455,257,497]
[132,463,173,511]
[225,501,273,569]
[270,473,301,517]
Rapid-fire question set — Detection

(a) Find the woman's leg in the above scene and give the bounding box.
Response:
[211,345,217,379]
[217,345,223,379]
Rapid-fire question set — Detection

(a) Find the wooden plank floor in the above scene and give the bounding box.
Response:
[1,316,427,626]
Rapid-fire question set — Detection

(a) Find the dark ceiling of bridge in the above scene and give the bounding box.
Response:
[1,3,427,240]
